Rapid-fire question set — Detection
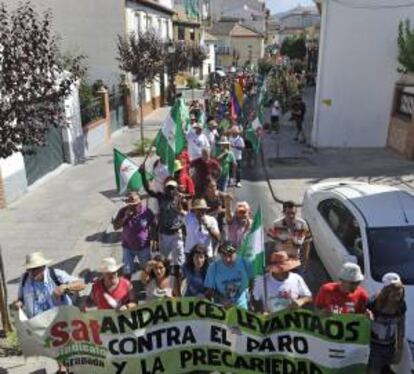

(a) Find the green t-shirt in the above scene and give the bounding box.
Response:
[219,119,230,132]
[220,151,236,177]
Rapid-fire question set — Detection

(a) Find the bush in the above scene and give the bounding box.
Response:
[186,76,201,89]
[132,138,153,156]
[398,19,414,72]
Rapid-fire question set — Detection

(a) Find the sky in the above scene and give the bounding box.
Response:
[266,0,316,14]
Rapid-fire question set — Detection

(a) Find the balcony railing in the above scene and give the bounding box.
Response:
[396,91,414,118]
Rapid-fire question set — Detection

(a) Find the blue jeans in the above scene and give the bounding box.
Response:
[217,175,229,192]
[122,247,151,275]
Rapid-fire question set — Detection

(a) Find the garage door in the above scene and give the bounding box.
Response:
[23,126,65,186]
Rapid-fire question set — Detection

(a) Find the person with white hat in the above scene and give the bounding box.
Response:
[185,122,210,162]
[140,165,186,271]
[184,198,220,260]
[252,251,312,313]
[84,257,135,311]
[315,262,369,314]
[12,251,85,318]
[367,273,406,373]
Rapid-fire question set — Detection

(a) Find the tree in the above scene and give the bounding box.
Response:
[280,35,307,61]
[117,31,164,143]
[0,2,82,159]
[188,43,207,69]
[398,19,414,72]
[0,1,81,333]
[258,58,274,76]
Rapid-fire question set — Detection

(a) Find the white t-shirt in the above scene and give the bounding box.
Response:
[186,130,210,161]
[230,135,245,161]
[204,128,219,148]
[271,102,280,117]
[152,162,170,193]
[184,212,218,257]
[253,272,312,313]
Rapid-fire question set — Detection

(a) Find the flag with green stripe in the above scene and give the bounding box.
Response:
[155,99,187,174]
[113,149,153,194]
[239,207,265,276]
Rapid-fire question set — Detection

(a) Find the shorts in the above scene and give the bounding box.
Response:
[159,231,185,266]
[122,247,151,275]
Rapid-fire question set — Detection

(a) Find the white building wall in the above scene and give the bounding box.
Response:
[4,0,125,87]
[312,0,414,148]
[0,153,28,205]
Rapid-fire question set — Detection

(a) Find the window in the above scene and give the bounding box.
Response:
[318,198,364,271]
[190,28,195,41]
[178,25,185,40]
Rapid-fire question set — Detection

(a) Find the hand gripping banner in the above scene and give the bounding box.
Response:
[15,298,370,374]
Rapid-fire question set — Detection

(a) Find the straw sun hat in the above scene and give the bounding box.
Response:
[25,251,53,270]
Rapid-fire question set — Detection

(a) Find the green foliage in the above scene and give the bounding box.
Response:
[280,35,307,61]
[4,331,22,356]
[398,19,414,72]
[258,58,274,76]
[266,66,300,111]
[133,138,153,156]
[186,76,201,89]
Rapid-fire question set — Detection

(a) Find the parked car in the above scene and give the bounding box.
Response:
[302,181,414,373]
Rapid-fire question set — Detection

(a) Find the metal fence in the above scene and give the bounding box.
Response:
[80,97,105,126]
[396,91,414,118]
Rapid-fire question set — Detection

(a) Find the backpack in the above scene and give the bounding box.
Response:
[20,267,63,303]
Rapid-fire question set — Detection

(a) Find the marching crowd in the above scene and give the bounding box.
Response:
[12,73,406,374]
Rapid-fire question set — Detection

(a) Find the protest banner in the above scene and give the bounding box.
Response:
[15,298,370,374]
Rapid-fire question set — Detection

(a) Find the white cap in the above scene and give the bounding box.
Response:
[339,262,364,282]
[382,272,402,286]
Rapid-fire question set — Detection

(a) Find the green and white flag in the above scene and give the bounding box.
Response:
[155,99,187,174]
[113,149,152,194]
[239,207,265,276]
[245,116,262,154]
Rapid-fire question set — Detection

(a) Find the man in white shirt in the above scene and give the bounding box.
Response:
[186,123,210,162]
[252,251,312,313]
[271,100,281,133]
[204,120,219,150]
[184,198,220,259]
[229,125,245,188]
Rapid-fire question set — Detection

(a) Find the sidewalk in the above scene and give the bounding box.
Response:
[0,107,170,302]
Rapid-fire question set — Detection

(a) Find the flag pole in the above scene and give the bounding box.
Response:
[261,208,269,314]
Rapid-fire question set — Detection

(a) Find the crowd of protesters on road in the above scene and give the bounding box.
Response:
[12,70,407,374]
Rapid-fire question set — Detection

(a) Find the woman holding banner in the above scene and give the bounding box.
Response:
[367,273,406,374]
[179,244,209,297]
[141,254,180,300]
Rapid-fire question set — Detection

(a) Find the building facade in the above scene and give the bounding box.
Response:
[312,0,414,148]
[210,21,264,69]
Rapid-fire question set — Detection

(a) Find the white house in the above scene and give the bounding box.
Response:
[313,0,414,148]
[201,30,216,78]
[125,0,174,119]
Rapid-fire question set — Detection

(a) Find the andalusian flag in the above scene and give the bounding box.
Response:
[155,99,186,174]
[245,116,262,154]
[113,149,152,194]
[239,207,265,276]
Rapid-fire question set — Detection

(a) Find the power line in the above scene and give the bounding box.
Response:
[331,0,414,9]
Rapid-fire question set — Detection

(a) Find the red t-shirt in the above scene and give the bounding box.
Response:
[315,282,368,314]
[91,277,131,310]
[178,170,195,196]
[191,158,220,184]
